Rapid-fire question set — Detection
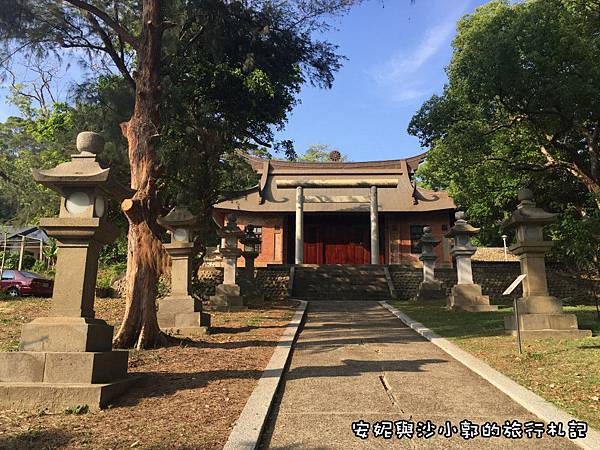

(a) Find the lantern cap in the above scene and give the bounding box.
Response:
[445,210,480,237]
[418,226,441,247]
[240,224,261,246]
[157,203,200,230]
[219,213,244,237]
[32,131,133,201]
[501,189,558,231]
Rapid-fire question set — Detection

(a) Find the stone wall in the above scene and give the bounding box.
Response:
[255,266,290,301]
[195,266,290,301]
[196,262,596,304]
[388,262,597,304]
[194,268,223,298]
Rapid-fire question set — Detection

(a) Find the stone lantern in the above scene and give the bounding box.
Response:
[156,195,210,336]
[0,132,137,411]
[208,214,245,311]
[239,224,264,304]
[415,226,445,301]
[445,212,497,312]
[501,188,591,338]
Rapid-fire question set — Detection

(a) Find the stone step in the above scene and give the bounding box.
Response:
[292,266,390,301]
[295,296,390,299]
[294,279,388,284]
[294,286,389,291]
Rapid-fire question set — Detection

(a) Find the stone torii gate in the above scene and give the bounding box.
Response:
[277,179,397,264]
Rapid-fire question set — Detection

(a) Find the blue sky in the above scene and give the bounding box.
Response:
[0,0,489,161]
[274,0,489,161]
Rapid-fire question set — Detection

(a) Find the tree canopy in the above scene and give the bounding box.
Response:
[0,0,369,347]
[409,0,600,269]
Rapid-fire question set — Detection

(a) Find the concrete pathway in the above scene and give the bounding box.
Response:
[260,302,578,449]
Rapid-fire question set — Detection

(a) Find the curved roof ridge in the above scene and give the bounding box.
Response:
[241,151,429,171]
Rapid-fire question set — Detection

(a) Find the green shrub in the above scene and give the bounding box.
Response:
[30,260,49,276]
[64,404,89,415]
[157,273,171,298]
[99,235,128,265]
[21,254,36,270]
[97,262,126,289]
[0,251,18,270]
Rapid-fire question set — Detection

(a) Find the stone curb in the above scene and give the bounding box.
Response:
[223,299,307,450]
[379,301,600,450]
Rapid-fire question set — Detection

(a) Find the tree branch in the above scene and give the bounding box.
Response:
[63,0,139,49]
[482,156,556,173]
[85,13,136,89]
[587,124,599,180]
[482,114,527,137]
[0,169,10,182]
[243,130,272,148]
[539,143,600,204]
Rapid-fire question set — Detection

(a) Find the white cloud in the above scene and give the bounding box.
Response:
[371,1,472,103]
[375,20,455,84]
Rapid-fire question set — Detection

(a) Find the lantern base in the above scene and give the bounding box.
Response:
[158,295,211,336]
[504,313,592,339]
[238,276,264,305]
[243,294,265,306]
[415,281,445,302]
[162,326,210,337]
[0,377,140,412]
[20,317,113,353]
[449,284,498,312]
[0,350,139,412]
[207,284,247,311]
[157,295,212,336]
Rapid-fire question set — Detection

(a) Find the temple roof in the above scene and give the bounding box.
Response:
[214,153,455,214]
[243,152,428,173]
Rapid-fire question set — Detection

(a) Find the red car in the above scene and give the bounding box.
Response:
[0,270,54,298]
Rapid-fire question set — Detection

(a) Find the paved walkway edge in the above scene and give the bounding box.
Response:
[379,301,600,450]
[223,300,308,450]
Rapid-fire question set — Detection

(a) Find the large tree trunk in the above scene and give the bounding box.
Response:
[113,0,167,349]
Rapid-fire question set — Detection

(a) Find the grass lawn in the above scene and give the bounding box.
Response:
[391,300,600,431]
[0,296,296,449]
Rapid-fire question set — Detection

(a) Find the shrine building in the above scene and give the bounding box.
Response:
[212,153,455,266]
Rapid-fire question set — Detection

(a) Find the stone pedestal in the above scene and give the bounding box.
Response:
[501,189,591,338]
[239,225,264,305]
[157,299,212,337]
[207,214,247,311]
[504,313,591,339]
[0,132,138,412]
[208,284,245,311]
[415,227,445,301]
[446,212,497,312]
[416,280,445,301]
[156,199,210,336]
[450,284,497,312]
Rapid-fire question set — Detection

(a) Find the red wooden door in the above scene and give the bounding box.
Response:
[303,216,376,264]
[323,224,370,264]
[304,224,324,264]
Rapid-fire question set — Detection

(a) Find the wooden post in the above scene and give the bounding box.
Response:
[18,235,25,271]
[0,231,6,274]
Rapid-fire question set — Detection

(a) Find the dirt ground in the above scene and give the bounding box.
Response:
[0,296,297,449]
